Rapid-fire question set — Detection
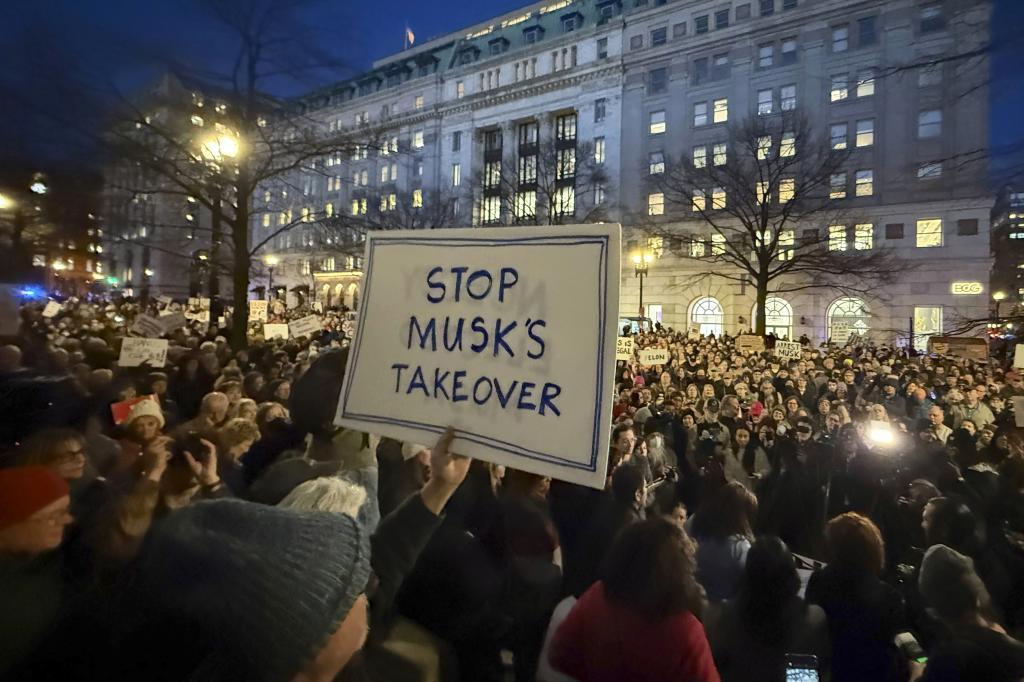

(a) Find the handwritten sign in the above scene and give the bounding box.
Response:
[42,301,62,318]
[130,314,165,338]
[929,336,988,361]
[1015,346,1024,369]
[616,336,635,361]
[775,340,802,360]
[198,298,211,311]
[289,314,322,339]
[264,323,289,340]
[335,224,620,489]
[736,335,766,353]
[313,301,323,313]
[637,348,669,366]
[157,295,173,306]
[118,338,169,367]
[249,300,268,322]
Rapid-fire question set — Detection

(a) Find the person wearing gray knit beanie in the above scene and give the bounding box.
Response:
[135,499,372,682]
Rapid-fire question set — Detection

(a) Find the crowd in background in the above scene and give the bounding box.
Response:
[2,297,1024,682]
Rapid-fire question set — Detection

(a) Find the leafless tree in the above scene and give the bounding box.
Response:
[640,113,907,336]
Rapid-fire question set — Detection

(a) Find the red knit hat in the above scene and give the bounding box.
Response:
[0,466,70,530]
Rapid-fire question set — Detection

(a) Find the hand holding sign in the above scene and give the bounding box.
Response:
[638,348,669,366]
[420,426,473,515]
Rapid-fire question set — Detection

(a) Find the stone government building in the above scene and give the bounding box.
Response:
[108,0,994,348]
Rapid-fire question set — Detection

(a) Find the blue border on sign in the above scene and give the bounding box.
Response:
[340,233,609,473]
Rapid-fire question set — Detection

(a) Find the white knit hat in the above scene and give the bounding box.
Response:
[127,397,165,429]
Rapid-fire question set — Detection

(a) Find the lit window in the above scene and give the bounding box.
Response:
[554,186,575,217]
[390,164,398,181]
[829,225,847,251]
[415,95,424,109]
[830,173,847,199]
[830,74,848,102]
[262,214,271,228]
[757,89,773,115]
[855,170,874,197]
[712,187,726,209]
[780,84,796,110]
[756,181,769,204]
[757,136,772,160]
[778,178,795,203]
[854,223,873,249]
[713,98,729,123]
[691,238,706,258]
[856,70,875,97]
[693,146,707,168]
[778,230,795,260]
[452,163,461,187]
[351,199,359,215]
[856,119,874,147]
[412,189,423,208]
[413,130,424,148]
[918,162,942,179]
[713,143,727,166]
[692,189,707,212]
[780,132,795,157]
[648,192,665,216]
[514,191,536,221]
[916,218,943,247]
[832,25,848,52]
[649,110,666,134]
[711,234,726,255]
[595,184,606,205]
[456,81,465,98]
[380,166,389,183]
[693,102,708,126]
[918,110,942,138]
[595,137,606,164]
[830,124,847,150]
[649,151,665,174]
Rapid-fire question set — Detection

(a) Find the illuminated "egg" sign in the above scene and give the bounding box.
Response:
[950,281,983,295]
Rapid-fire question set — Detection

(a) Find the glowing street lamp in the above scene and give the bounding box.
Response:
[993,290,1008,319]
[264,254,280,302]
[199,132,241,162]
[0,193,14,211]
[632,252,653,317]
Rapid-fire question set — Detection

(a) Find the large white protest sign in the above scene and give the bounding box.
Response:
[264,323,289,339]
[736,335,766,353]
[42,301,62,318]
[1015,345,1024,369]
[249,300,268,322]
[616,337,634,361]
[119,338,169,367]
[156,295,173,306]
[775,340,802,360]
[130,314,165,338]
[335,224,620,489]
[289,314,322,339]
[637,348,669,366]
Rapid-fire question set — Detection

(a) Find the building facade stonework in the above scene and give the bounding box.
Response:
[174,0,985,346]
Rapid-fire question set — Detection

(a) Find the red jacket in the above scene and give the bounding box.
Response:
[550,582,720,682]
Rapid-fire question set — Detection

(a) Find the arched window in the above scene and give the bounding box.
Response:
[690,297,724,336]
[827,296,870,343]
[752,297,793,339]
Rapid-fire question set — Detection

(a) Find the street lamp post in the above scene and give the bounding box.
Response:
[198,132,241,322]
[632,252,652,317]
[994,290,1007,321]
[264,254,279,303]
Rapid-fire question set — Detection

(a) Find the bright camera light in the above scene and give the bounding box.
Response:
[866,421,895,447]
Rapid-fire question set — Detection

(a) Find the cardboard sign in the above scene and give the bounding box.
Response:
[249,300,268,322]
[289,314,322,339]
[188,297,199,308]
[199,298,211,311]
[687,328,700,340]
[313,301,324,313]
[736,335,766,353]
[159,312,187,334]
[1013,396,1024,427]
[42,301,62,318]
[157,295,173,306]
[775,340,802,360]
[110,394,159,425]
[1015,345,1024,369]
[637,348,669,366]
[335,224,621,489]
[928,336,988,361]
[130,314,165,338]
[616,336,635,361]
[264,323,289,340]
[118,338,169,367]
[831,319,852,344]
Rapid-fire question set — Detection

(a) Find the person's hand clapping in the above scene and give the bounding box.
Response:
[421,427,472,515]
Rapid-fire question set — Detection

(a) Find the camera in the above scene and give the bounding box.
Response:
[172,431,206,463]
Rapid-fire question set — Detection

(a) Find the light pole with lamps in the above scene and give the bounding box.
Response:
[632,252,652,317]
[197,132,242,321]
[993,290,1007,320]
[264,254,279,303]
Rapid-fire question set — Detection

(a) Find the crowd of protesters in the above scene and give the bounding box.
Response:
[2,296,1024,682]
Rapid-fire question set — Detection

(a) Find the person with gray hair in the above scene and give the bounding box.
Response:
[916,544,1024,681]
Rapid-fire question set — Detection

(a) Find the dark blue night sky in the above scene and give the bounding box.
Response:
[0,0,1021,179]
